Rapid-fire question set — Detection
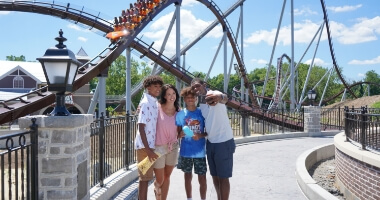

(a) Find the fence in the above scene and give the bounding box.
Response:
[228,107,304,136]
[345,106,380,151]
[320,107,345,130]
[90,112,137,187]
[0,118,38,200]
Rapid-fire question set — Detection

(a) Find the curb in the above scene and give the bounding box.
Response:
[295,143,339,200]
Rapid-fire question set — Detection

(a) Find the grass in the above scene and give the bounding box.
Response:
[372,101,380,109]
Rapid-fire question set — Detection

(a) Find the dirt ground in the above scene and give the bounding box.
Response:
[324,95,380,109]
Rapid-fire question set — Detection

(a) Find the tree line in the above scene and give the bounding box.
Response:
[6,55,380,110]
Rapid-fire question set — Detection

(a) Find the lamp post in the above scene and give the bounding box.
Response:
[37,29,81,116]
[307,89,317,106]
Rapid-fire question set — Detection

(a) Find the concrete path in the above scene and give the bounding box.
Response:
[146,136,334,200]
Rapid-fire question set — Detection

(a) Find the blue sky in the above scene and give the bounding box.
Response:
[0,0,379,82]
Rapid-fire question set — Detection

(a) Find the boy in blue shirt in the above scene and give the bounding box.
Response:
[176,87,207,200]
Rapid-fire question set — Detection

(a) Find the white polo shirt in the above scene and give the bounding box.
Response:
[199,90,233,143]
[135,93,159,149]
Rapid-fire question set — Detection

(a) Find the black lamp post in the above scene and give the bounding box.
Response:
[307,89,317,106]
[37,29,81,116]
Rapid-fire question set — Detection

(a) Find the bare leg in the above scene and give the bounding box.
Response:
[212,176,230,200]
[219,177,230,200]
[153,168,165,200]
[184,173,193,198]
[138,180,149,200]
[212,176,221,200]
[161,165,175,200]
[198,174,207,199]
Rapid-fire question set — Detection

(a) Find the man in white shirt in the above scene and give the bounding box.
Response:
[191,78,236,200]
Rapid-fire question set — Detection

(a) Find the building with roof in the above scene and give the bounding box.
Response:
[0,48,93,116]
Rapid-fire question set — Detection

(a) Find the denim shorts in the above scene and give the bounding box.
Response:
[206,139,235,178]
[179,157,207,175]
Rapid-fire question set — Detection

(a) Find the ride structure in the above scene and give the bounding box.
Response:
[0,0,377,131]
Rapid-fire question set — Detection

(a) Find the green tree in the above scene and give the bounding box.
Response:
[364,70,380,95]
[6,55,25,61]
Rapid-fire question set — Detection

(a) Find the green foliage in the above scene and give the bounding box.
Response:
[364,70,380,95]
[372,101,380,109]
[6,55,25,61]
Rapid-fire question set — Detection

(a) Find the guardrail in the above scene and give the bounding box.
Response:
[0,118,38,200]
[345,106,380,151]
[90,112,137,187]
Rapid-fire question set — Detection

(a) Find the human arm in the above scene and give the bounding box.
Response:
[192,131,207,140]
[138,123,159,162]
[205,91,228,106]
[177,126,185,139]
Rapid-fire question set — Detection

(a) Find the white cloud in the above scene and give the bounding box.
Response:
[0,11,10,15]
[329,17,380,44]
[327,4,362,13]
[305,58,327,66]
[142,9,222,56]
[182,0,199,7]
[67,24,91,33]
[78,37,88,42]
[348,55,380,65]
[294,7,317,16]
[244,16,380,46]
[244,20,321,46]
[358,73,365,77]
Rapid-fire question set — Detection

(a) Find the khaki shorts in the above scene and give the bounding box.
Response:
[136,149,154,181]
[153,143,179,169]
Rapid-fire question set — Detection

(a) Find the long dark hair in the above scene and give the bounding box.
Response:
[159,84,180,112]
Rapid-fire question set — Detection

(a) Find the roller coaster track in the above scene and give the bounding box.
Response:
[321,81,380,104]
[320,0,356,98]
[0,0,302,130]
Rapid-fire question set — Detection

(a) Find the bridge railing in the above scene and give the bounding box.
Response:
[90,112,137,187]
[320,107,345,130]
[0,118,38,200]
[228,107,304,135]
[345,106,380,151]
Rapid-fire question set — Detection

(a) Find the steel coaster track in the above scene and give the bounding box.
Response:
[196,0,258,107]
[321,81,380,105]
[0,0,181,124]
[0,0,302,130]
[320,0,356,98]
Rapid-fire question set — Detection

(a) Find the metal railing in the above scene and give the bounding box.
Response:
[320,107,345,130]
[0,118,38,200]
[228,107,304,136]
[90,112,137,187]
[345,106,380,151]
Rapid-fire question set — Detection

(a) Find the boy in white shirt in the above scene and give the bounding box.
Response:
[135,75,163,200]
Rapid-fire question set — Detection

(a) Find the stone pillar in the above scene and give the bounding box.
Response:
[19,114,93,200]
[304,106,321,136]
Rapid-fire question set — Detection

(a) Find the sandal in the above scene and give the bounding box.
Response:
[154,182,162,200]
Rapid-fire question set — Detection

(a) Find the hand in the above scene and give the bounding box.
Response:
[146,148,159,162]
[205,93,221,106]
[192,133,202,140]
[178,130,186,139]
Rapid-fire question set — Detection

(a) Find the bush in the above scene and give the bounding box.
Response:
[372,101,380,108]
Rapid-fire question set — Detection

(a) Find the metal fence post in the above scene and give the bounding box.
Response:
[29,118,38,200]
[99,113,105,187]
[282,107,285,133]
[338,107,341,130]
[125,111,130,170]
[344,106,349,142]
[360,107,367,150]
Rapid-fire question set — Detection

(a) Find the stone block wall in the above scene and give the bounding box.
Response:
[304,106,321,135]
[19,114,93,200]
[335,148,380,200]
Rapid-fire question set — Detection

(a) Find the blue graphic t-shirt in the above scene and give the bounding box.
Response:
[175,108,206,158]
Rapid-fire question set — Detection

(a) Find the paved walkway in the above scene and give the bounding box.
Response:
[114,136,335,200]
